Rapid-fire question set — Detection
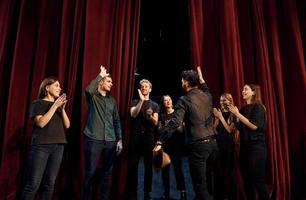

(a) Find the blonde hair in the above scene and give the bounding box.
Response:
[139,79,152,89]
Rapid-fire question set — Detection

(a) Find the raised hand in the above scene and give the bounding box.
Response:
[228,104,239,116]
[196,66,205,84]
[138,89,145,101]
[213,108,223,119]
[99,65,110,78]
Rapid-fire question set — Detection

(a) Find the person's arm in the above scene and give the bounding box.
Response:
[228,104,258,131]
[157,98,186,144]
[85,65,109,96]
[34,94,67,128]
[113,102,122,140]
[60,95,70,129]
[197,66,212,98]
[130,89,145,118]
[113,101,123,155]
[213,108,233,133]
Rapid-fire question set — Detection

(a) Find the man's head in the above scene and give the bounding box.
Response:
[99,75,113,92]
[139,79,152,96]
[181,70,199,92]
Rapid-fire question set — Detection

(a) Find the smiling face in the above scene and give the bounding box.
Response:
[46,81,61,98]
[99,76,113,92]
[162,95,173,109]
[242,84,255,102]
[220,96,230,109]
[140,81,152,96]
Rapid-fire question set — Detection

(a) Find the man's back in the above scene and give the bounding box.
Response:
[176,87,215,144]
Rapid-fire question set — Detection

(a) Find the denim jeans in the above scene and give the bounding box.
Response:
[20,144,64,200]
[82,137,116,200]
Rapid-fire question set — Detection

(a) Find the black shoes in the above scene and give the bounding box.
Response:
[180,190,187,200]
[144,193,152,200]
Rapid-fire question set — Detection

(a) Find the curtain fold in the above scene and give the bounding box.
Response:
[188,0,305,199]
[0,0,140,199]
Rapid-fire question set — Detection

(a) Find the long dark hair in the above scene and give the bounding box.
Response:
[37,77,59,99]
[245,84,267,119]
[246,84,262,104]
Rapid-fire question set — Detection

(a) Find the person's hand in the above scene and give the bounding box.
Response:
[137,89,145,101]
[213,108,223,119]
[153,144,162,152]
[197,66,205,84]
[54,94,67,108]
[228,104,239,116]
[61,93,67,110]
[99,65,109,78]
[116,140,123,155]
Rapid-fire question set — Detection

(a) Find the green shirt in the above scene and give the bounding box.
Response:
[84,75,122,141]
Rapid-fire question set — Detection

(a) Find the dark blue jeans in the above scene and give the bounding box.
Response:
[21,144,64,200]
[82,137,116,200]
[188,140,218,200]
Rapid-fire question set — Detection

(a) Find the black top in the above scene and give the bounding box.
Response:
[30,99,66,145]
[84,75,122,141]
[237,103,266,144]
[131,99,159,133]
[216,112,234,142]
[159,83,216,144]
[159,112,185,146]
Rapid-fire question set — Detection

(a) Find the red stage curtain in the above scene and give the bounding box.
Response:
[0,0,140,199]
[189,0,305,199]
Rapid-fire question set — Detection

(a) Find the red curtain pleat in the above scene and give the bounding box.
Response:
[188,0,305,199]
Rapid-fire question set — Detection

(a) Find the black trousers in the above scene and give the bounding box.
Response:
[215,138,237,200]
[162,135,186,195]
[188,140,218,200]
[127,132,154,197]
[240,143,269,200]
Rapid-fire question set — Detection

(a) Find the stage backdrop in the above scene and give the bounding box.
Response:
[0,0,140,199]
[189,0,305,199]
[0,0,305,199]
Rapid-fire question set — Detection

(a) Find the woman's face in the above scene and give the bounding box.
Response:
[220,96,231,109]
[163,96,173,109]
[46,81,61,98]
[242,85,254,101]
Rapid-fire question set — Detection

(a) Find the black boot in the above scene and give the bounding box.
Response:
[180,190,187,200]
[144,192,151,200]
[162,192,170,200]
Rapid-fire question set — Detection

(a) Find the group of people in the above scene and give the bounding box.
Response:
[20,65,269,200]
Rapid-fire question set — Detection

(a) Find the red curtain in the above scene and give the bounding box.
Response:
[1,0,305,199]
[0,0,140,199]
[189,0,305,199]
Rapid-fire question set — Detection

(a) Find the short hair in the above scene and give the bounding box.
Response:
[37,77,59,99]
[139,79,152,89]
[181,70,199,87]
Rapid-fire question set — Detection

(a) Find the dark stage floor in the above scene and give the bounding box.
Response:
[137,156,195,200]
